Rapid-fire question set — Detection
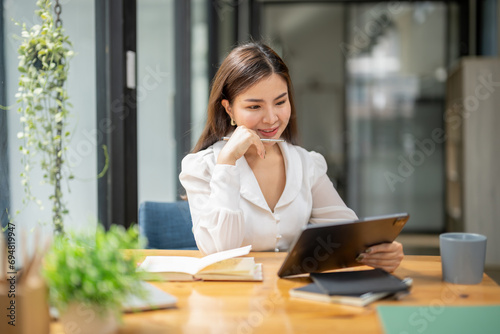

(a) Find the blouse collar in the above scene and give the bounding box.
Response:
[212,140,303,212]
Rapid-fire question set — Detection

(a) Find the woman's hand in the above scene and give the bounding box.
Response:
[355,241,404,273]
[217,126,266,165]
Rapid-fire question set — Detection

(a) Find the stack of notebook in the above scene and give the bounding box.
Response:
[289,268,412,307]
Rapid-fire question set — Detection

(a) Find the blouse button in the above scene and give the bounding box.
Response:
[276,234,282,240]
[275,214,280,223]
[274,247,279,252]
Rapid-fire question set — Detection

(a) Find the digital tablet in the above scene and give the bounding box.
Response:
[50,281,177,319]
[277,213,409,278]
[122,281,177,312]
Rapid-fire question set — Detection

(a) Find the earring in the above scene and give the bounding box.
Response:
[231,118,236,126]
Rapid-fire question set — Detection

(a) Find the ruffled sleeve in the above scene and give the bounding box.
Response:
[308,151,358,224]
[179,148,245,254]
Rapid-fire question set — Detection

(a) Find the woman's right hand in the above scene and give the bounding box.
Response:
[217,126,266,165]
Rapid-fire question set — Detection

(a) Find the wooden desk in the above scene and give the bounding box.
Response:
[51,251,500,334]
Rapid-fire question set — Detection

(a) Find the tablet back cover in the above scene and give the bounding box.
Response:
[277,213,408,277]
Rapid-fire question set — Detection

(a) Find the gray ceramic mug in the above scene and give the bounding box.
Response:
[440,233,487,284]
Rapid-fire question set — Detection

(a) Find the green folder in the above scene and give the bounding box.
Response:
[377,305,500,334]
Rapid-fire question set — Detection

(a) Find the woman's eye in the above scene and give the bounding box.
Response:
[276,100,286,106]
[248,105,260,110]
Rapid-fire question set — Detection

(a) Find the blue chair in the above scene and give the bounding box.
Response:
[138,201,198,250]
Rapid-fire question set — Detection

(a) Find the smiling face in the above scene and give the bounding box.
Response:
[222,74,291,143]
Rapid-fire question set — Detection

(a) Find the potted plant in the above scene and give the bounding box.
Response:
[42,225,147,334]
[15,0,74,235]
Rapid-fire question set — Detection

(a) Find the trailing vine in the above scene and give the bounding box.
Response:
[16,0,73,235]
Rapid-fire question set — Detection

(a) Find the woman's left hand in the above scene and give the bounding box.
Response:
[355,241,404,273]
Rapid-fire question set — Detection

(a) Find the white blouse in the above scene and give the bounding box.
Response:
[179,140,358,255]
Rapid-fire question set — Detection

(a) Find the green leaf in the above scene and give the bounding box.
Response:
[41,226,147,314]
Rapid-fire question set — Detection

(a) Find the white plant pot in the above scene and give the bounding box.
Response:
[59,303,119,334]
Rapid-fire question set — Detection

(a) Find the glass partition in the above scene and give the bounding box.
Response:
[345,3,449,231]
[260,1,457,232]
[137,0,177,203]
[262,3,347,195]
[137,0,210,205]
[191,0,209,146]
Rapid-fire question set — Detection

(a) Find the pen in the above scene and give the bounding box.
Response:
[222,136,285,143]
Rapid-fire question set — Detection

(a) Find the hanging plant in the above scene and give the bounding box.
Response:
[16,0,74,235]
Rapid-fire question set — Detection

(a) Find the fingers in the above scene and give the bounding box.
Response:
[233,126,266,159]
[356,241,404,272]
[231,126,266,158]
[357,254,402,272]
[218,126,266,164]
[366,241,403,254]
[247,132,266,159]
[359,258,401,273]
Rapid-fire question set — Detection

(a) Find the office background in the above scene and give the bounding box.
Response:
[0,1,499,265]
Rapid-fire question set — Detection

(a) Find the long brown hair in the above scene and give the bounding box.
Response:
[192,42,299,153]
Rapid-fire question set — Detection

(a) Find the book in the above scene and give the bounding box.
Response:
[289,282,392,307]
[137,245,263,281]
[310,268,410,296]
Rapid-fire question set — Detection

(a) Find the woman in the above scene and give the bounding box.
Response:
[180,42,403,272]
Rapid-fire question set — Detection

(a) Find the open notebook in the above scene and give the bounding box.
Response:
[138,245,262,281]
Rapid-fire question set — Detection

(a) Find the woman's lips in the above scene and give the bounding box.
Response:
[258,127,279,138]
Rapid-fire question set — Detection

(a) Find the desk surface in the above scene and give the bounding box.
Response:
[51,251,500,334]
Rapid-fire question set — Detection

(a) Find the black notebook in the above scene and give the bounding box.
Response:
[289,282,393,307]
[310,268,410,296]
